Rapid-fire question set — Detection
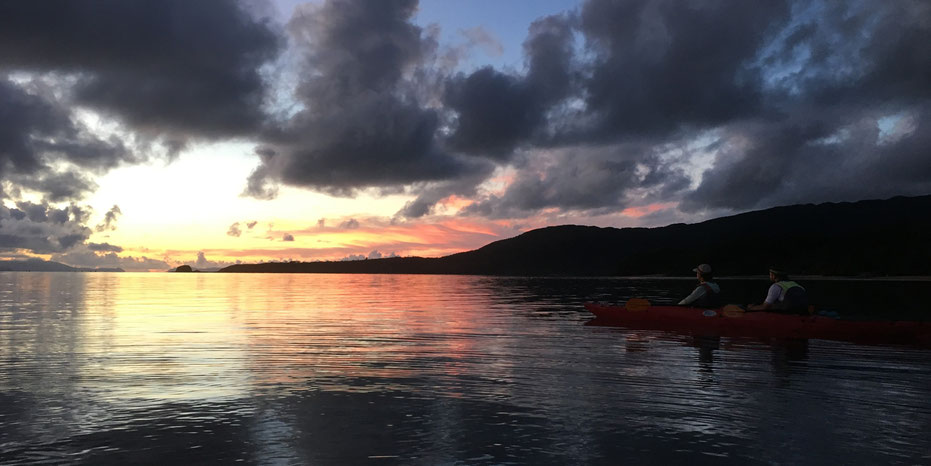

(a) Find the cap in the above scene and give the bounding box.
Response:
[692,264,712,274]
[769,266,785,275]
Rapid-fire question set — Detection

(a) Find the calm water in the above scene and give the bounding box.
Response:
[1,272,930,464]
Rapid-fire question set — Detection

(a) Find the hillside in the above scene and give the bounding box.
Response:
[220,195,931,277]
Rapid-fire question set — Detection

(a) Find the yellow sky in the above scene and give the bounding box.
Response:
[0,138,672,271]
[78,142,518,267]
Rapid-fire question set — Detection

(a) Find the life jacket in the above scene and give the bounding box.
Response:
[776,281,808,312]
[695,282,722,308]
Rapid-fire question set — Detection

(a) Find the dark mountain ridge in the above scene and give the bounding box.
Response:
[220,195,931,277]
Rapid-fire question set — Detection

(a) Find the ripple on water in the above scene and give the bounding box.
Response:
[0,273,929,464]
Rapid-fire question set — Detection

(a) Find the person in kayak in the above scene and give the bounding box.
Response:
[678,264,722,307]
[748,267,809,314]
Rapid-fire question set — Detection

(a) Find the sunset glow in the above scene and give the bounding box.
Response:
[1,0,928,271]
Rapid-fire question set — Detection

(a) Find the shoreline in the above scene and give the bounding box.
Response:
[4,270,931,281]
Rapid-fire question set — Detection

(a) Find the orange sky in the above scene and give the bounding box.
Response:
[7,144,684,271]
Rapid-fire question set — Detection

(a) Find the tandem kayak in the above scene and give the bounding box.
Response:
[584,301,931,346]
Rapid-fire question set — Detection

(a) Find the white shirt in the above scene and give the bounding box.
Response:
[764,283,784,304]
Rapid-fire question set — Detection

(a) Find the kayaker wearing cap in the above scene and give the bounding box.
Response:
[748,267,809,313]
[678,264,722,308]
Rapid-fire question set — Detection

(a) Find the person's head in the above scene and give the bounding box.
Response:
[769,267,789,282]
[693,264,713,282]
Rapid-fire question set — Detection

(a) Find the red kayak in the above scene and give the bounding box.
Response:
[584,301,931,346]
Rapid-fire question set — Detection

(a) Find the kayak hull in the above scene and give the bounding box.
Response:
[584,303,931,346]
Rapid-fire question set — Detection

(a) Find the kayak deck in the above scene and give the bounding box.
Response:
[584,302,931,346]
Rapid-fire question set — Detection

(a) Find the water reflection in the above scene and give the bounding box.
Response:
[0,273,929,464]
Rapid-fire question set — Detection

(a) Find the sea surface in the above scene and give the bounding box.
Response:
[1,272,930,464]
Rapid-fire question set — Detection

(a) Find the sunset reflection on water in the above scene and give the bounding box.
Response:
[1,272,930,464]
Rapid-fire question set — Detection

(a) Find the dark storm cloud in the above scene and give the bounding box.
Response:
[576,0,791,140]
[395,170,495,218]
[0,79,70,174]
[0,81,120,253]
[463,145,688,219]
[0,80,129,196]
[14,171,98,203]
[443,67,537,157]
[684,105,931,211]
[244,0,488,198]
[3,0,927,226]
[0,0,281,255]
[443,15,576,157]
[423,0,797,218]
[0,202,92,254]
[440,0,931,218]
[685,1,931,212]
[0,0,282,141]
[769,1,931,106]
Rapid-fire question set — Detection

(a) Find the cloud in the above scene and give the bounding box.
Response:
[443,14,576,157]
[572,0,791,141]
[227,219,263,238]
[193,215,509,260]
[0,201,92,253]
[282,233,294,241]
[677,0,931,213]
[0,79,130,200]
[683,106,931,211]
[188,251,235,270]
[444,0,931,219]
[2,0,929,233]
[87,242,123,253]
[339,250,398,261]
[367,250,398,260]
[462,145,689,219]
[95,205,121,232]
[52,247,170,271]
[0,0,282,143]
[762,2,931,107]
[339,218,360,229]
[11,170,99,203]
[460,27,504,57]
[394,169,494,218]
[243,0,488,198]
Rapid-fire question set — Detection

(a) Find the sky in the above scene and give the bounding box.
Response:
[0,0,928,271]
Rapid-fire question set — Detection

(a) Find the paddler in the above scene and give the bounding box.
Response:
[748,267,809,314]
[678,264,722,308]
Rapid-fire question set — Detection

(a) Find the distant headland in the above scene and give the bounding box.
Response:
[219,195,931,278]
[0,259,123,273]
